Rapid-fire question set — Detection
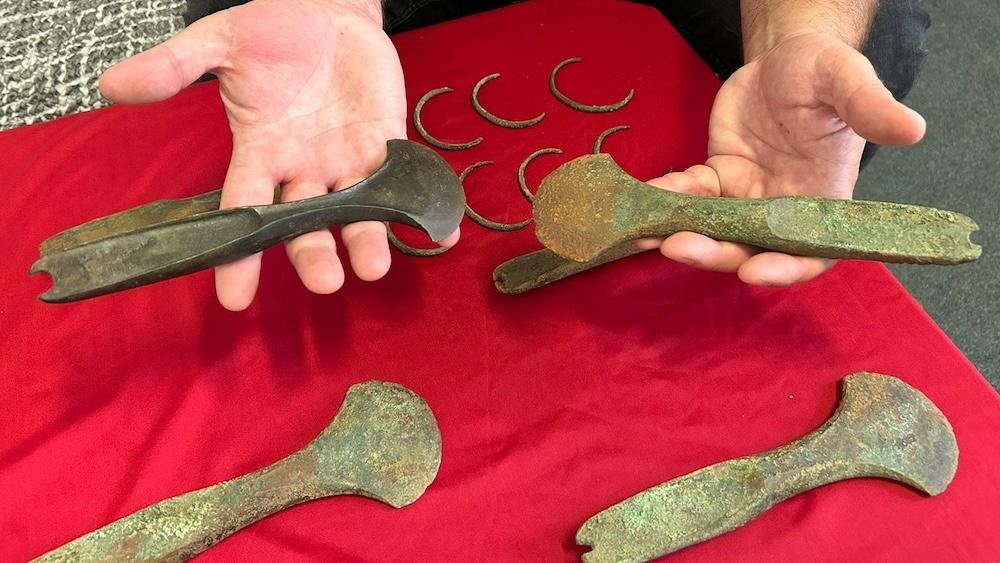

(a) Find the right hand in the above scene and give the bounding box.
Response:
[100,0,458,310]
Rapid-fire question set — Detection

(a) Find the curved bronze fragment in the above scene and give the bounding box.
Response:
[462,161,532,232]
[593,125,630,154]
[414,87,483,150]
[549,57,635,113]
[518,148,564,203]
[386,223,452,257]
[472,73,545,129]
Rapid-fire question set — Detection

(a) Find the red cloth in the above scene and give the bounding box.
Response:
[2,1,998,561]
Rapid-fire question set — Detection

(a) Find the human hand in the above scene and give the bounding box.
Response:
[100,0,456,310]
[641,32,926,286]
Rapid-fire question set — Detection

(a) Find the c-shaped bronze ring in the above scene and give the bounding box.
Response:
[413,87,484,150]
[549,57,635,113]
[472,73,545,129]
[386,222,453,257]
[518,148,564,203]
[462,161,532,232]
[593,125,630,154]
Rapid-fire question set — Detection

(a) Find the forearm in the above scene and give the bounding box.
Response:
[741,0,879,59]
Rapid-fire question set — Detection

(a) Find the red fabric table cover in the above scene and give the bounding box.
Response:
[2,1,998,561]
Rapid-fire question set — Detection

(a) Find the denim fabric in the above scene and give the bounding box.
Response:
[865,0,931,105]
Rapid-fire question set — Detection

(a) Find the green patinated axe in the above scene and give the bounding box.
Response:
[533,153,981,265]
[33,381,442,562]
[576,373,958,562]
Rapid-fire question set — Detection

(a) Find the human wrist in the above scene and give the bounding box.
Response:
[741,0,878,60]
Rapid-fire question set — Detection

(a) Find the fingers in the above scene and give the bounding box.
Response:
[645,165,721,197]
[440,227,461,248]
[214,159,278,311]
[738,253,836,287]
[639,165,724,251]
[642,166,833,286]
[821,49,926,146]
[659,232,757,273]
[99,13,230,104]
[659,235,834,287]
[282,180,346,293]
[341,222,391,282]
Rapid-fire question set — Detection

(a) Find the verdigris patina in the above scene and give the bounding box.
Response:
[533,152,982,264]
[576,373,958,562]
[33,381,442,563]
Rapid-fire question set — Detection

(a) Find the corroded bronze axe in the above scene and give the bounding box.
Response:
[30,140,466,303]
[493,244,645,294]
[533,153,982,264]
[576,373,958,562]
[32,381,442,562]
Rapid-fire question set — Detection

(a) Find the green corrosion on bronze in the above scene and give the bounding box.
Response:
[493,244,646,294]
[533,153,983,264]
[576,373,958,563]
[33,381,442,563]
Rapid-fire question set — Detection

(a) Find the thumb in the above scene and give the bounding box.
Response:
[645,165,721,197]
[99,12,231,104]
[821,48,926,146]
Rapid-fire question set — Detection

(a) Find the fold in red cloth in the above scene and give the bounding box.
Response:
[2,1,998,561]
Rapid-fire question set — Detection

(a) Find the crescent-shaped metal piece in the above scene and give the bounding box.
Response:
[549,57,635,113]
[462,161,532,232]
[472,73,545,129]
[386,222,452,257]
[518,148,564,203]
[413,87,484,151]
[593,125,630,154]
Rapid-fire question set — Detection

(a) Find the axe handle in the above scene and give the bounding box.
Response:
[33,451,320,563]
[590,194,982,265]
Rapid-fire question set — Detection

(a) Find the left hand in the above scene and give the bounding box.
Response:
[641,32,926,286]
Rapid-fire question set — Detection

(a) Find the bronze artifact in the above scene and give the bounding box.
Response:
[33,381,442,563]
[493,244,646,294]
[386,158,537,256]
[532,153,982,264]
[517,147,563,203]
[31,140,467,302]
[576,372,958,563]
[385,222,453,257]
[472,73,545,128]
[593,125,630,154]
[413,87,484,150]
[460,160,533,232]
[549,57,635,113]
[37,187,265,255]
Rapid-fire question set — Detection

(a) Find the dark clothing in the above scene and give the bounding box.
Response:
[186,0,930,166]
[379,0,930,166]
